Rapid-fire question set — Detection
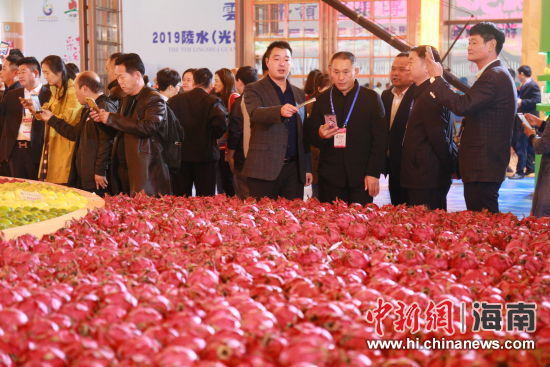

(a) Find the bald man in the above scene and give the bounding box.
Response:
[36,71,118,194]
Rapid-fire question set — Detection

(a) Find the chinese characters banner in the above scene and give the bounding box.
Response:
[122,0,236,77]
[22,0,80,65]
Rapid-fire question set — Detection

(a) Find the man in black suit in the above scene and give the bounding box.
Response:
[169,68,227,196]
[105,52,125,103]
[242,41,312,200]
[228,66,259,199]
[510,65,541,179]
[0,57,50,179]
[381,52,415,205]
[0,55,22,106]
[426,22,517,213]
[0,54,23,177]
[401,46,453,210]
[305,51,387,205]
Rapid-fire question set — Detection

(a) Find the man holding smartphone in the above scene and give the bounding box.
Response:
[425,22,517,213]
[34,71,117,194]
[305,51,387,205]
[242,41,312,200]
[0,57,50,179]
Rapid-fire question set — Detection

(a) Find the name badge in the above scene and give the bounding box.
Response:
[334,128,347,148]
[324,114,337,128]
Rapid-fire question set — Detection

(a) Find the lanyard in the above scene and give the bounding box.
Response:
[329,83,360,128]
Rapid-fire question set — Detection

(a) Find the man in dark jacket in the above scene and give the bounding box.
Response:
[401,46,453,210]
[510,65,541,179]
[0,57,50,179]
[381,52,415,205]
[0,54,23,176]
[168,68,227,196]
[426,22,517,213]
[105,52,125,104]
[305,51,387,205]
[90,53,171,196]
[36,71,117,194]
[228,66,259,199]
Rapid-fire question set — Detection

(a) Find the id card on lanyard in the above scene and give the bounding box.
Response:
[330,85,360,149]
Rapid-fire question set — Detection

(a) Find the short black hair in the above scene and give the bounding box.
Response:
[8,49,23,58]
[235,66,259,85]
[396,52,409,58]
[75,71,104,93]
[3,54,22,68]
[17,56,41,76]
[115,53,145,75]
[66,62,80,80]
[517,65,532,77]
[411,45,442,63]
[469,22,505,55]
[182,68,196,76]
[193,68,213,88]
[264,41,292,61]
[330,51,356,65]
[156,68,181,91]
[108,52,124,62]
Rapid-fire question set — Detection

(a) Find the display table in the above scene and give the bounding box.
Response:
[0,177,104,240]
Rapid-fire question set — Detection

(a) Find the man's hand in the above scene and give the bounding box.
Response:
[425,46,443,78]
[364,175,380,197]
[524,125,536,138]
[524,113,543,128]
[89,108,110,124]
[305,173,313,187]
[280,103,298,118]
[95,174,108,190]
[517,98,522,108]
[319,123,339,139]
[19,97,35,112]
[38,109,53,122]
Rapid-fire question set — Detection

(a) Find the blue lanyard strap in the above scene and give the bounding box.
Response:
[329,83,360,128]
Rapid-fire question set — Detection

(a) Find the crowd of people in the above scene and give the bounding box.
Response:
[0,21,548,217]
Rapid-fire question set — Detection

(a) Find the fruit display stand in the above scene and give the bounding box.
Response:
[0,177,104,241]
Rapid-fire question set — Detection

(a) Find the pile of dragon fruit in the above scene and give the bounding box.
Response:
[0,194,548,366]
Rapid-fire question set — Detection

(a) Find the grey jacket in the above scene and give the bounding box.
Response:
[242,77,310,182]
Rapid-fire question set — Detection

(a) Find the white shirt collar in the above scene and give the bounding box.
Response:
[391,86,409,98]
[160,94,169,102]
[25,83,43,96]
[475,59,499,79]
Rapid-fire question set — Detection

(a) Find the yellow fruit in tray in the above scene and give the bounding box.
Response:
[1,183,86,209]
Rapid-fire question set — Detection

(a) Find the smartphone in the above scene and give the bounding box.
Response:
[324,114,337,128]
[30,95,42,112]
[517,113,531,129]
[85,97,99,112]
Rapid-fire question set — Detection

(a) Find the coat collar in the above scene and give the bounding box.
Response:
[475,59,501,79]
